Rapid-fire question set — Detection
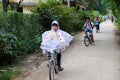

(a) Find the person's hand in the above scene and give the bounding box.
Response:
[42,50,47,54]
[50,50,54,53]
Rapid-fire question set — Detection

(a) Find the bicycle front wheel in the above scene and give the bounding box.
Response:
[49,62,55,80]
[84,36,90,47]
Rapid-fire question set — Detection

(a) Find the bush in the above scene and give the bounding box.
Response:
[0,32,18,66]
[116,15,120,30]
[90,10,103,21]
[37,0,86,33]
[0,11,45,66]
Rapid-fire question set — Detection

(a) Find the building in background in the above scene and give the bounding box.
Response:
[9,0,39,13]
[20,0,38,13]
[63,0,87,9]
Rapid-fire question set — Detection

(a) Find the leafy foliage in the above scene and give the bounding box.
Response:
[82,0,108,14]
[0,32,18,66]
[37,0,86,33]
[0,11,44,66]
[109,0,120,29]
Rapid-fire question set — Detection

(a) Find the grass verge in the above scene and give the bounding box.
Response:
[0,69,21,80]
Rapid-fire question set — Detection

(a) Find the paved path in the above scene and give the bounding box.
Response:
[23,21,120,80]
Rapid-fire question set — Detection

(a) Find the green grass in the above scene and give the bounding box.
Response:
[0,69,21,80]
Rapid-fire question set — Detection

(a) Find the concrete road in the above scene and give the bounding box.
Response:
[24,21,120,80]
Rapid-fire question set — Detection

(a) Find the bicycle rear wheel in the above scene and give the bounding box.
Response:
[84,36,90,47]
[49,62,55,80]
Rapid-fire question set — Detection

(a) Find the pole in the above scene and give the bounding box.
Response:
[67,0,70,7]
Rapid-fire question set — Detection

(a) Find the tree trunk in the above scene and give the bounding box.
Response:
[3,0,8,12]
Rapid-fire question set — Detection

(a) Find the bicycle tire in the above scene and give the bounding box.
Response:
[89,36,92,44]
[84,36,90,47]
[49,62,55,80]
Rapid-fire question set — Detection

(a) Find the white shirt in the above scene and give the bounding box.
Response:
[84,21,94,29]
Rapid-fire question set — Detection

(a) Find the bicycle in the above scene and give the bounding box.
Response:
[48,51,58,80]
[84,31,93,47]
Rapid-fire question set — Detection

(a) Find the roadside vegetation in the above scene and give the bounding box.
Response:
[110,0,120,30]
[0,69,21,80]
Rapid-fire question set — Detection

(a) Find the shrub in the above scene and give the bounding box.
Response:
[0,11,45,66]
[0,32,18,66]
[37,0,86,33]
[90,10,103,21]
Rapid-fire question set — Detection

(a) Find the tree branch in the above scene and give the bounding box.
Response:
[17,0,24,8]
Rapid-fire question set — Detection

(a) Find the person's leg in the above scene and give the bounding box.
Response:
[96,25,99,32]
[90,29,94,42]
[57,53,64,71]
[85,28,88,36]
[57,53,61,67]
[47,52,51,60]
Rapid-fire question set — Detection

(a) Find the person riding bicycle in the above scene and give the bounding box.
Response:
[111,16,114,23]
[84,17,95,42]
[94,16,100,31]
[40,20,73,71]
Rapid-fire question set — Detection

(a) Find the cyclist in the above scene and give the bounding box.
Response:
[111,16,114,23]
[40,20,73,71]
[94,16,100,31]
[84,17,95,42]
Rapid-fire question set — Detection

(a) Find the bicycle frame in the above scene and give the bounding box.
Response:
[48,51,58,80]
[49,51,57,63]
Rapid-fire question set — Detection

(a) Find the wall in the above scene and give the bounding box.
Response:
[23,6,36,14]
[9,0,38,3]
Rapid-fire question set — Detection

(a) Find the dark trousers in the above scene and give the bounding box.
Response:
[95,25,100,30]
[48,52,61,67]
